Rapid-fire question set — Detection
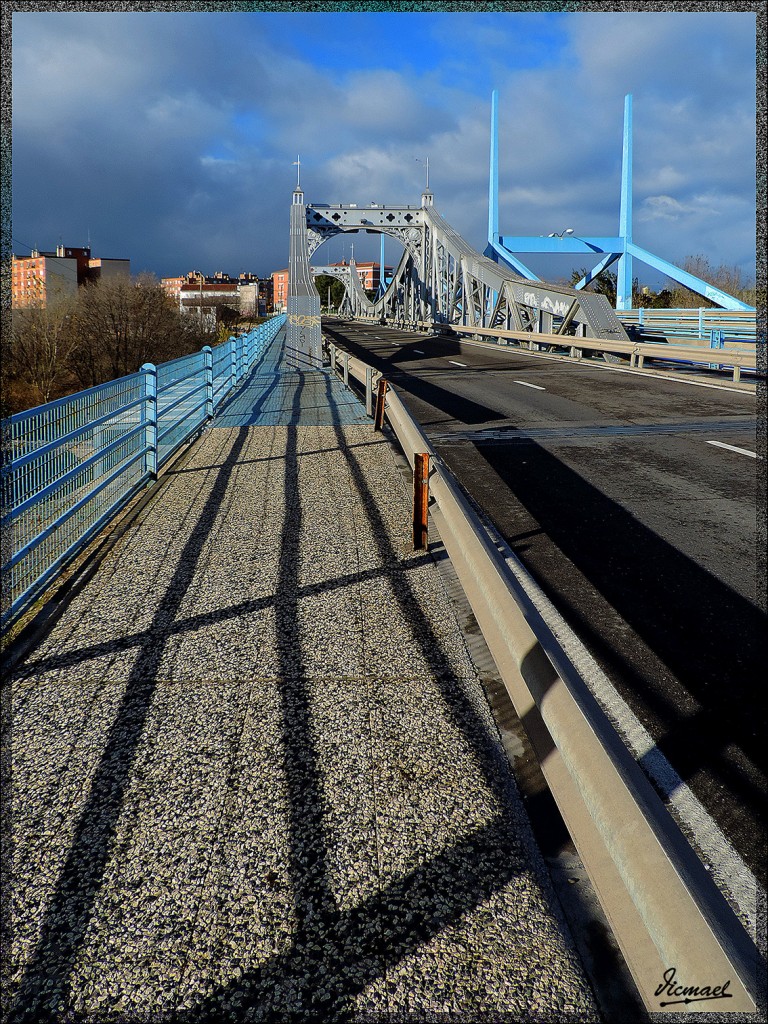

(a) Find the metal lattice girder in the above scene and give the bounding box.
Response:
[302,199,630,341]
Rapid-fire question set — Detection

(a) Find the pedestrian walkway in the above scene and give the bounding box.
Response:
[8,327,598,1021]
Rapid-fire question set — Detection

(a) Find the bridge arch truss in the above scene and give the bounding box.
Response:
[290,191,629,365]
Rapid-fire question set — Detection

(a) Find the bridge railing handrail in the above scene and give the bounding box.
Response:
[1,314,286,631]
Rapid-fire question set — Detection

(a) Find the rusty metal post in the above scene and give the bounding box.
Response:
[374,378,388,431]
[413,452,430,549]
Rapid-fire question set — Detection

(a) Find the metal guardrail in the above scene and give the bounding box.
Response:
[1,315,286,630]
[325,337,760,1013]
[438,323,758,383]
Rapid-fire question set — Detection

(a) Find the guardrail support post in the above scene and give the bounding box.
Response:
[365,367,373,416]
[413,453,430,550]
[203,346,213,420]
[343,353,349,388]
[374,378,388,431]
[141,362,158,480]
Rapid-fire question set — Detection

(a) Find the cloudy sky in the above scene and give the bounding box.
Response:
[10,5,758,290]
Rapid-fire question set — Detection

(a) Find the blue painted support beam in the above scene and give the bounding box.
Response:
[499,236,621,254]
[485,239,541,280]
[485,88,540,280]
[617,94,633,310]
[488,89,499,246]
[626,242,755,311]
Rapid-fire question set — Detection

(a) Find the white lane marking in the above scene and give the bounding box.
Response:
[448,360,467,367]
[513,380,546,391]
[706,440,757,459]
[458,338,751,393]
[413,349,425,354]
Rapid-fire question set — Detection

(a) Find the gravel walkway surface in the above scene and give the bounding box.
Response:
[8,346,599,1022]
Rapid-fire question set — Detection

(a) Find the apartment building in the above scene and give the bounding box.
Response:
[11,244,130,308]
[271,269,289,312]
[162,271,269,321]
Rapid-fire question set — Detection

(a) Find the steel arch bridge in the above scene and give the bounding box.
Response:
[288,182,629,369]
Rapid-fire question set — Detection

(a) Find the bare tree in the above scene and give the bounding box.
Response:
[10,297,78,405]
[69,276,209,389]
[669,255,751,308]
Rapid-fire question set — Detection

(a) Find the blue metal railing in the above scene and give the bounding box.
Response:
[1,314,286,630]
[617,307,755,341]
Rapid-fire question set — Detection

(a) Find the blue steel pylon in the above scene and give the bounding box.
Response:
[484,92,754,312]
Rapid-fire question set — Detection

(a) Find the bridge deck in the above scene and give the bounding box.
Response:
[8,328,597,1019]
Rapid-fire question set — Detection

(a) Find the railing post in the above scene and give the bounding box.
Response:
[343,352,349,388]
[374,378,388,431]
[413,452,430,550]
[203,346,213,420]
[234,331,243,380]
[141,362,158,480]
[229,338,237,392]
[698,308,705,339]
[365,366,373,416]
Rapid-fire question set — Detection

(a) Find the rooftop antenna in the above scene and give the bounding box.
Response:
[293,155,301,189]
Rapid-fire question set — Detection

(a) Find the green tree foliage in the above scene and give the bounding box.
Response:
[314,274,346,310]
[570,268,617,307]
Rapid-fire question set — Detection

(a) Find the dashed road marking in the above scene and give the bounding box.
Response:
[513,380,546,390]
[448,360,467,367]
[705,440,757,459]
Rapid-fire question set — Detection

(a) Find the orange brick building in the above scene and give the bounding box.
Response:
[12,245,130,308]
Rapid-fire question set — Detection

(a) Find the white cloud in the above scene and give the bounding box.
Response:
[10,9,757,285]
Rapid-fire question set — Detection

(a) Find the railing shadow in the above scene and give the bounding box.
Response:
[8,427,251,1020]
[171,375,564,1018]
[323,325,505,426]
[9,369,585,1020]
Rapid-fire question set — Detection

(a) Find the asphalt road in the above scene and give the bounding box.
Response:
[322,318,766,897]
